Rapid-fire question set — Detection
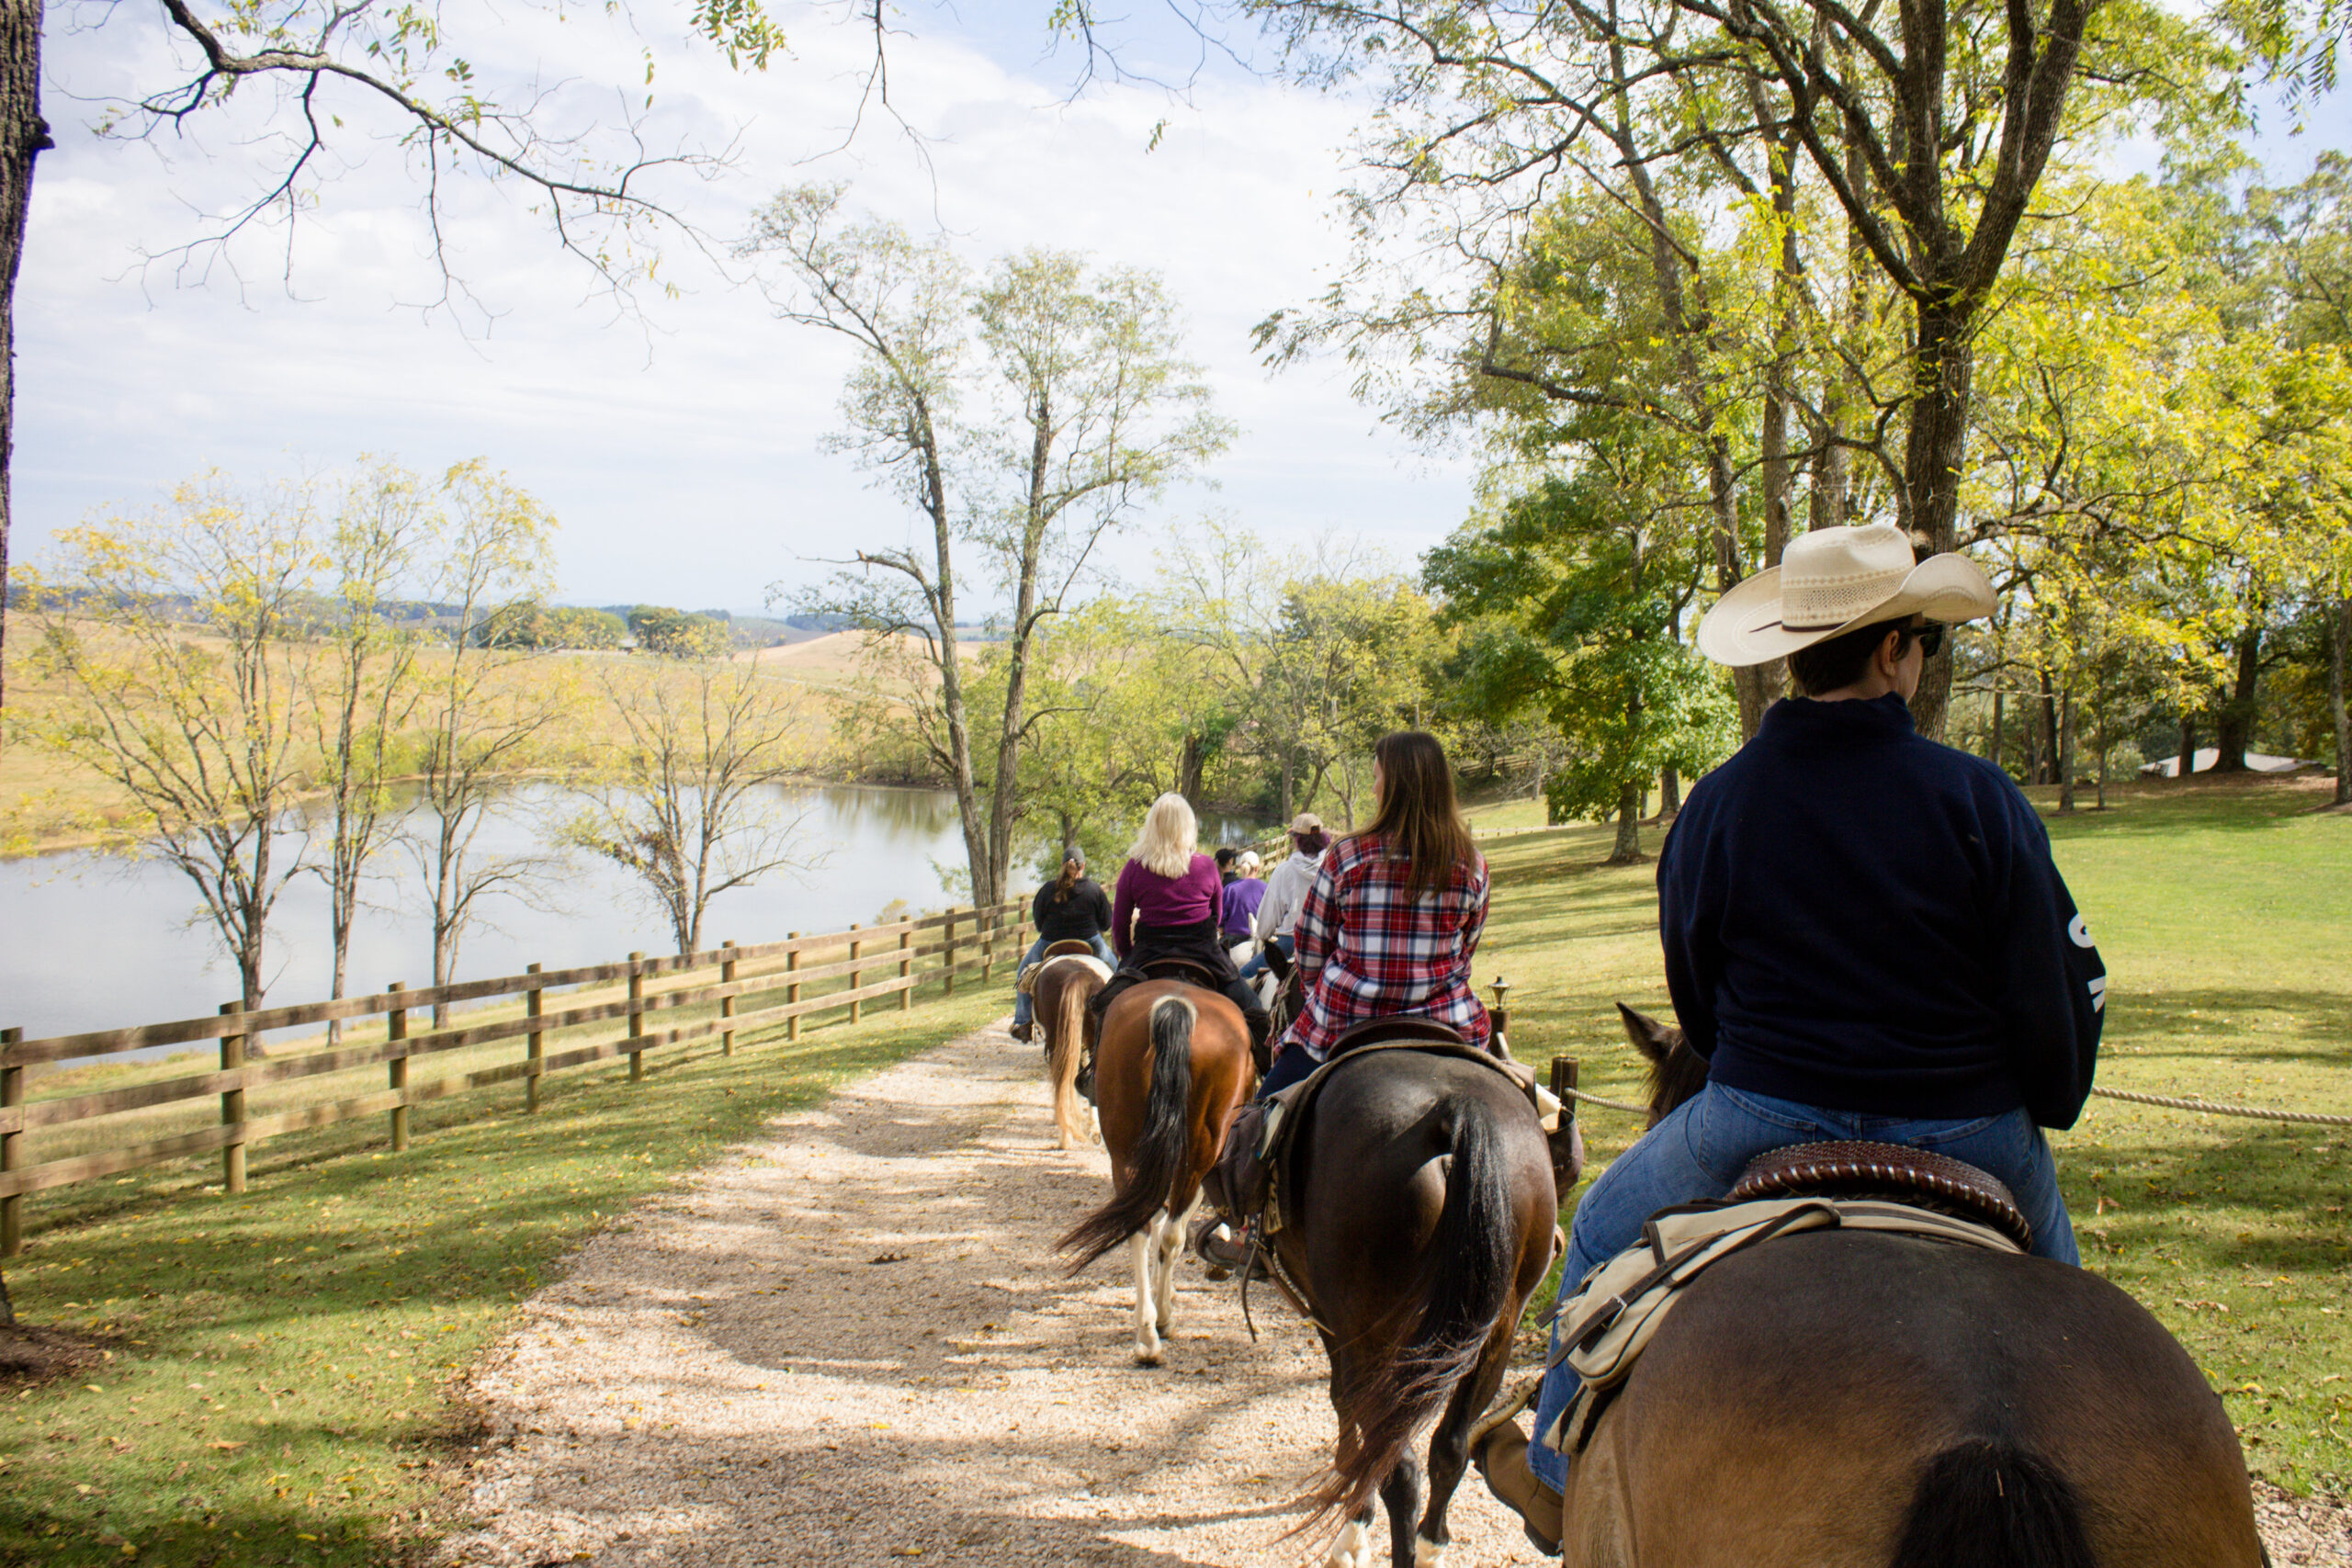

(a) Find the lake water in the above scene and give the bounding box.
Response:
[0,784,1276,1049]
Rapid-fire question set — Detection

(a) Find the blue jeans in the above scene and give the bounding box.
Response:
[1010,934,1114,1030]
[1238,932,1294,978]
[1527,1082,2078,1491]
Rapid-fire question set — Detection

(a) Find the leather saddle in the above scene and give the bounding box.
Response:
[1136,955,1230,991]
[1040,938,1101,960]
[1729,1140,2032,1250]
[1326,1015,1467,1056]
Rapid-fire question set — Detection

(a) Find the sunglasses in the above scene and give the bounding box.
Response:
[1897,623,1946,659]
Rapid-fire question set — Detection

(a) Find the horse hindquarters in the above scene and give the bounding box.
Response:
[1060,995,1198,1269]
[1569,1232,2264,1568]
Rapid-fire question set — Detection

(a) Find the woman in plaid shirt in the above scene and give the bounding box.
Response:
[1259,730,1491,1097]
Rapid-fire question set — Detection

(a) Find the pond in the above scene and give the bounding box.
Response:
[0,784,1279,1047]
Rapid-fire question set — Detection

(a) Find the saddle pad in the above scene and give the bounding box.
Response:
[1731,1139,2031,1249]
[1539,1196,2021,1454]
[1016,953,1112,996]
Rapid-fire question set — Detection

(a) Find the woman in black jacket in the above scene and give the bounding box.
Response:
[1010,849,1114,1042]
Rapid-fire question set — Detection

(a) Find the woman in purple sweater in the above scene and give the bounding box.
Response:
[1094,793,1272,1062]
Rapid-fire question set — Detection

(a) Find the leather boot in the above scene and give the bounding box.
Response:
[1474,1420,1563,1554]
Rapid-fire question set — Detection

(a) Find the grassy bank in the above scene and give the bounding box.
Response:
[1484,771,2350,1495]
[0,988,1011,1567]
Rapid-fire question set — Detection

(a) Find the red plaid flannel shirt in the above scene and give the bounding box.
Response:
[1281,830,1490,1060]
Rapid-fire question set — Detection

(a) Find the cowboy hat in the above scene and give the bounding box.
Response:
[1696,523,1997,668]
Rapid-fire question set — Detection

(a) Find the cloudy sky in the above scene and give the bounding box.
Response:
[22,2,1468,615]
[19,4,2350,616]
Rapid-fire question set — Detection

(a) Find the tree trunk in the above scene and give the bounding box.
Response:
[2022,701,2041,786]
[2039,670,2059,786]
[2331,596,2349,807]
[1660,765,1681,818]
[1988,689,2005,773]
[1279,749,1295,822]
[2094,705,2109,812]
[1902,299,1976,744]
[1179,734,1206,805]
[1608,781,1642,863]
[2055,691,2076,815]
[2177,716,2197,781]
[0,0,49,717]
[2212,623,2261,773]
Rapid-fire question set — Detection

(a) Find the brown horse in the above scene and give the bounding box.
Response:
[1032,952,1112,1149]
[1272,1046,1568,1568]
[1057,980,1255,1365]
[1562,1004,2267,1568]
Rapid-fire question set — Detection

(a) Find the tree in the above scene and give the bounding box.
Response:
[568,662,819,955]
[1427,445,1735,862]
[407,462,570,1019]
[627,606,729,660]
[744,187,1229,908]
[304,459,430,1037]
[0,1,807,716]
[24,471,320,1013]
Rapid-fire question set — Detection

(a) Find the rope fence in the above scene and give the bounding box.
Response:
[1555,1078,2348,1128]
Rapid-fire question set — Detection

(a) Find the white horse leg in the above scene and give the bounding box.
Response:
[1411,1534,1450,1568]
[1324,1515,1373,1568]
[1156,1194,1196,1337]
[1129,1227,1163,1365]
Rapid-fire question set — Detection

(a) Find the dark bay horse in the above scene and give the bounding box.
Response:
[1057,980,1255,1364]
[1031,951,1112,1149]
[1571,1005,2267,1567]
[1273,1047,1564,1568]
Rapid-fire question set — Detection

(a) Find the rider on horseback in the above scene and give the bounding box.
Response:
[1010,848,1114,1044]
[1196,731,1494,1271]
[1087,794,1273,1063]
[1478,523,2109,1551]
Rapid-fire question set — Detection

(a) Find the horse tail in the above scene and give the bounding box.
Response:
[1046,974,1093,1148]
[1314,1092,1520,1525]
[1888,1441,2096,1568]
[1057,995,1196,1270]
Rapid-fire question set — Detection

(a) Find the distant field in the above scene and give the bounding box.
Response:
[1480,771,2350,1496]
[2,628,873,858]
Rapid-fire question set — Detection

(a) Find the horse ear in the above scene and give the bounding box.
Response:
[1615,1001,1684,1064]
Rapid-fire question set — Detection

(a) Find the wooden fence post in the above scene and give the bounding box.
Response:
[628,953,646,1082]
[944,908,958,995]
[786,935,801,1042]
[720,942,738,1056]
[388,984,409,1152]
[525,964,545,1113]
[847,924,864,1025]
[982,908,997,983]
[2,1027,21,1258]
[220,1002,248,1192]
[898,927,913,1011]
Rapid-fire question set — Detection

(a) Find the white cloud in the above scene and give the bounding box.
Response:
[19,3,1473,613]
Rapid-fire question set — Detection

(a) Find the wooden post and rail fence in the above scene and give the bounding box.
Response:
[0,900,1034,1257]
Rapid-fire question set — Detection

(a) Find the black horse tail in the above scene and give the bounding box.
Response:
[1316,1092,1520,1524]
[1888,1441,2096,1568]
[1057,995,1196,1269]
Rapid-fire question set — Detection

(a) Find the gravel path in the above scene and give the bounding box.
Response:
[439,1018,2349,1568]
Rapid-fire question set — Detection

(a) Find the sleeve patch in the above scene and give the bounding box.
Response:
[2087,975,2108,1013]
[2068,914,2096,949]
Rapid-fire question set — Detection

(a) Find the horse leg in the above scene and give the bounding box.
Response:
[1413,1318,1519,1568]
[1156,1192,1196,1337]
[1380,1455,1424,1568]
[1324,1508,1375,1568]
[1128,1222,1164,1366]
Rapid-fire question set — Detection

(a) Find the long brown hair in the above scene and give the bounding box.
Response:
[1052,854,1082,903]
[1352,730,1476,903]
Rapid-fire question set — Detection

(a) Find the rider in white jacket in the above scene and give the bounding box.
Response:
[1243,813,1330,977]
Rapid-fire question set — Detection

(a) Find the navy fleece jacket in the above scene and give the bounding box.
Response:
[1657,694,2105,1130]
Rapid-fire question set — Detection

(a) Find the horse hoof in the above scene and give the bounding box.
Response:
[1134,1345,1163,1367]
[1412,1536,1449,1568]
[1323,1519,1370,1568]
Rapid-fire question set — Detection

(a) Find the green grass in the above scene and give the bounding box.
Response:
[1481,773,2351,1496]
[0,987,1011,1567]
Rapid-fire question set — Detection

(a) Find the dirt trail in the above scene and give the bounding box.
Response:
[440,1019,2349,1568]
[439,1020,1533,1568]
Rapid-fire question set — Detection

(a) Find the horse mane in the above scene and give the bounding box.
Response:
[1615,1002,1709,1127]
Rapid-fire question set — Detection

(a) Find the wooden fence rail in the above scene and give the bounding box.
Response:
[0,900,1033,1252]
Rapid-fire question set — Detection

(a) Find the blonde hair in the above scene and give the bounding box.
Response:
[1125,793,1199,879]
[1237,851,1262,876]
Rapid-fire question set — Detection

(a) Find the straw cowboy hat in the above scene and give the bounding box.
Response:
[1697,523,1997,668]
